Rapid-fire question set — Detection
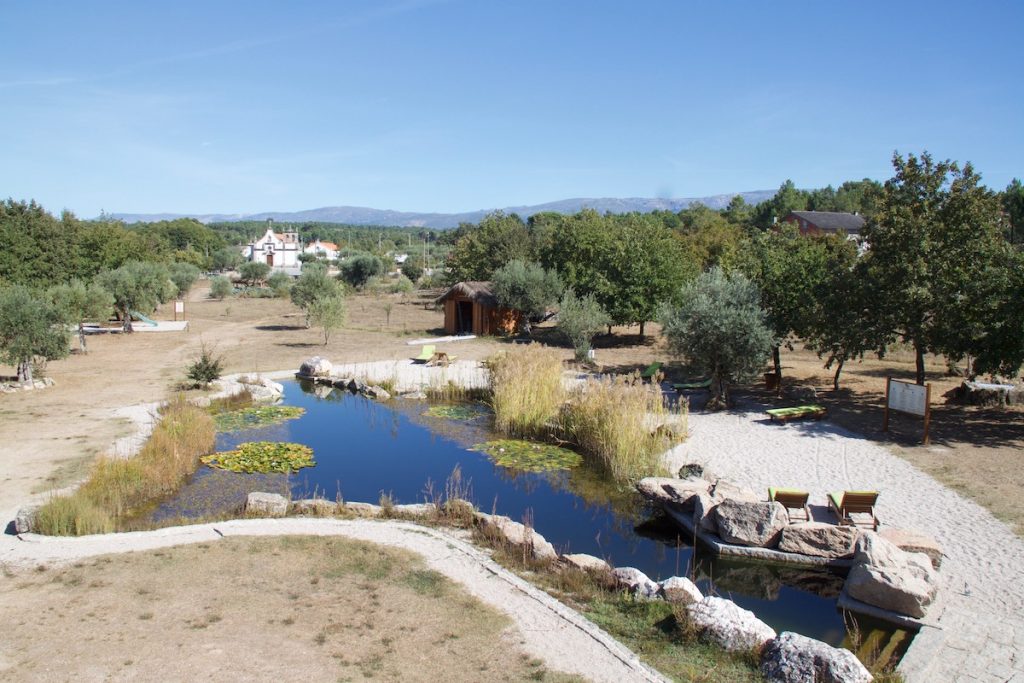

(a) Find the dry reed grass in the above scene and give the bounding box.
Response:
[34,396,215,535]
[487,345,566,439]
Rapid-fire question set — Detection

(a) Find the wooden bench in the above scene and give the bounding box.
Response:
[768,487,811,522]
[766,405,827,423]
[829,490,879,530]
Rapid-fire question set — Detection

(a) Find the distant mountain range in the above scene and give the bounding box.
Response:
[110,191,775,229]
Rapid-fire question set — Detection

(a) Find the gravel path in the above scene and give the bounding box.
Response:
[665,400,1024,682]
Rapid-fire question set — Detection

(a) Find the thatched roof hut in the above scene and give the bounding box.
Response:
[436,281,519,336]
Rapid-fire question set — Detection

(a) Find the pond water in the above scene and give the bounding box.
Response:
[153,380,910,661]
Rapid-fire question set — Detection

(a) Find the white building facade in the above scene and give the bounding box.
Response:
[244,226,301,273]
[303,239,339,261]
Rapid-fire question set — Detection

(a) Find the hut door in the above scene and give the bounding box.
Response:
[266,253,274,266]
[456,300,473,334]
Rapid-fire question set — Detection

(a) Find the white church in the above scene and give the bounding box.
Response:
[243,221,302,275]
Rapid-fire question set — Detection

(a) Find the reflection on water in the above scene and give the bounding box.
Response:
[148,380,911,659]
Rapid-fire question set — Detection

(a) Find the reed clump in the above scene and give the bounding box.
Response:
[33,396,215,536]
[487,345,566,439]
[562,374,682,481]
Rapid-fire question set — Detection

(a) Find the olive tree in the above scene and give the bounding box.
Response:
[557,288,609,361]
[308,293,347,345]
[238,261,271,287]
[96,261,174,332]
[660,268,774,408]
[491,260,563,335]
[167,262,201,298]
[209,276,233,300]
[339,253,383,289]
[46,279,114,353]
[290,263,343,327]
[0,285,70,383]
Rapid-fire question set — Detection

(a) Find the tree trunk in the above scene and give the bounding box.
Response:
[607,324,613,336]
[17,360,32,385]
[915,343,926,385]
[638,320,646,338]
[772,345,782,394]
[832,357,845,391]
[78,323,87,354]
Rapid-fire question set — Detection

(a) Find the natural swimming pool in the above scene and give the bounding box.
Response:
[152,380,910,660]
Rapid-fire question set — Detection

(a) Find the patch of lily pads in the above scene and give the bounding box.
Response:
[472,439,582,473]
[213,405,305,432]
[423,404,491,421]
[201,441,315,473]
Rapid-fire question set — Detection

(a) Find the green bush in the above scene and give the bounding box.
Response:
[400,260,424,283]
[558,288,610,360]
[238,261,271,286]
[209,276,233,300]
[186,344,224,387]
[168,262,201,298]
[268,271,292,297]
[339,253,384,289]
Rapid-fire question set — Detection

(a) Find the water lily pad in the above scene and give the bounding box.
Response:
[472,439,582,473]
[213,405,305,432]
[202,441,315,473]
[423,404,490,421]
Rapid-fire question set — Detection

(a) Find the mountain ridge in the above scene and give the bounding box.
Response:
[109,191,775,229]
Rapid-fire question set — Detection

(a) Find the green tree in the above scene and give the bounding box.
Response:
[290,263,342,327]
[0,200,77,286]
[267,271,292,298]
[491,260,563,334]
[1002,178,1024,244]
[445,212,534,282]
[211,247,244,272]
[660,268,774,408]
[308,293,347,345]
[238,261,271,287]
[209,276,233,300]
[863,151,1005,384]
[557,288,610,361]
[167,262,201,298]
[970,249,1024,377]
[752,180,809,230]
[0,285,71,383]
[46,280,113,354]
[400,259,423,283]
[339,253,383,289]
[96,261,173,332]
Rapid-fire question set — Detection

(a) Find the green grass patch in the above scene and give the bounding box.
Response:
[201,441,314,473]
[423,404,490,421]
[472,439,582,473]
[212,405,305,432]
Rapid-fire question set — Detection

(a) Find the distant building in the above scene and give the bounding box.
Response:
[782,211,865,237]
[303,239,339,261]
[244,220,301,272]
[393,253,409,265]
[436,281,520,336]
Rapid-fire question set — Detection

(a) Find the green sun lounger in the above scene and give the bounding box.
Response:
[413,345,436,363]
[768,487,811,522]
[766,405,827,423]
[828,490,879,530]
[673,378,712,392]
[640,362,663,380]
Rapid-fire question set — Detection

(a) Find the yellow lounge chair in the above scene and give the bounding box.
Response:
[828,490,879,530]
[768,487,811,522]
[413,345,436,363]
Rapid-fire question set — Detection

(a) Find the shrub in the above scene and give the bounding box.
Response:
[389,275,415,294]
[238,261,271,286]
[186,344,224,387]
[168,262,201,298]
[209,276,233,300]
[488,345,565,438]
[339,253,384,289]
[557,288,610,360]
[267,271,292,298]
[400,260,423,283]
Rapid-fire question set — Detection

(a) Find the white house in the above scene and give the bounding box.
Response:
[244,224,301,273]
[303,239,339,261]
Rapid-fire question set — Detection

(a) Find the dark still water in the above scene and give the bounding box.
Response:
[153,380,905,652]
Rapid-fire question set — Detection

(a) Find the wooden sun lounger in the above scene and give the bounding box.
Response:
[412,345,436,363]
[766,405,827,423]
[673,378,712,392]
[828,490,879,530]
[768,487,811,522]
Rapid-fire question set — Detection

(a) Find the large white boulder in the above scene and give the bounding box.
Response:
[692,491,720,534]
[659,576,703,605]
[560,553,612,574]
[246,491,289,516]
[879,528,942,569]
[476,513,557,562]
[686,596,776,652]
[844,532,938,618]
[612,567,661,599]
[298,356,333,378]
[761,631,873,683]
[713,499,789,548]
[778,523,860,559]
[636,477,711,508]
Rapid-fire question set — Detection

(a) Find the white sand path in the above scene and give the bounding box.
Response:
[666,401,1024,682]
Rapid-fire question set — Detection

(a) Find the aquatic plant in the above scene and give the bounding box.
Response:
[487,345,565,438]
[423,404,490,421]
[473,439,582,473]
[202,441,315,473]
[213,405,305,432]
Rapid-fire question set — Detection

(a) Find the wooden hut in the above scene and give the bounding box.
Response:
[436,281,521,336]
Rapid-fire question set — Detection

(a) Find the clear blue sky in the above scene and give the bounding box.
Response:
[2,1,1021,218]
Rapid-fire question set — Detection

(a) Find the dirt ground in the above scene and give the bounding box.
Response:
[0,535,576,682]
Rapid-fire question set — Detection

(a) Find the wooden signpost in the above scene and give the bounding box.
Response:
[883,377,932,444]
[174,300,185,322]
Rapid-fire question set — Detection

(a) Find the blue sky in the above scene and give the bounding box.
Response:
[2,1,1021,218]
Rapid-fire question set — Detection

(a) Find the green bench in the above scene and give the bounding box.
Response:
[640,362,663,380]
[673,378,712,392]
[766,405,827,423]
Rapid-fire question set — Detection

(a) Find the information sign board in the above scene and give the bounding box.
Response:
[883,377,932,444]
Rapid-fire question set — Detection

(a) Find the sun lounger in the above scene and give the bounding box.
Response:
[412,345,436,363]
[768,487,811,522]
[640,362,663,380]
[766,405,827,423]
[673,378,712,392]
[828,490,879,530]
